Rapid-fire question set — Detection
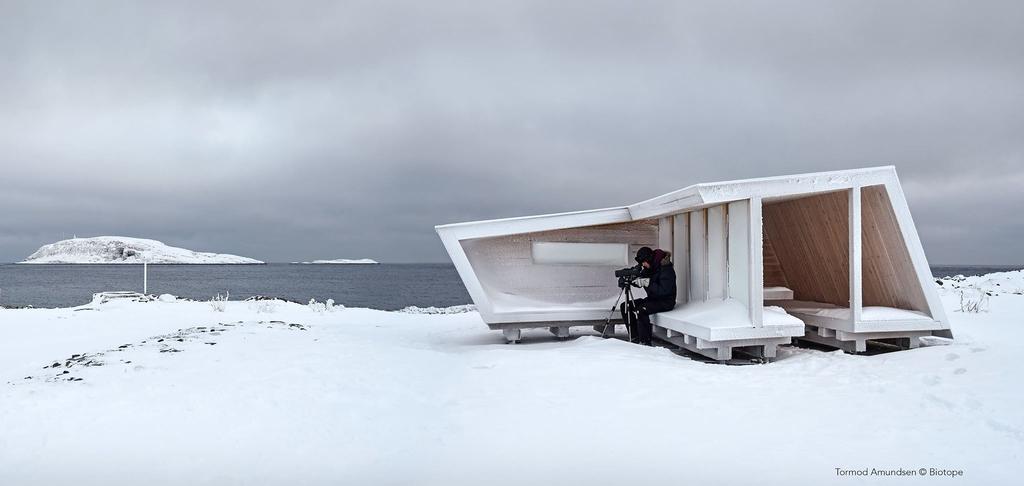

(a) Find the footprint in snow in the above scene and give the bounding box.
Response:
[922,375,942,386]
[986,419,1024,442]
[945,353,960,361]
[923,393,955,410]
[953,368,967,375]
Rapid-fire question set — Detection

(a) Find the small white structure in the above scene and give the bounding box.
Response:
[436,167,951,360]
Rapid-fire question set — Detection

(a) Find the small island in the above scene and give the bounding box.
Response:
[19,236,264,264]
[294,259,379,265]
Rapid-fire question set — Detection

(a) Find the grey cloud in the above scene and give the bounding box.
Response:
[1,0,1022,263]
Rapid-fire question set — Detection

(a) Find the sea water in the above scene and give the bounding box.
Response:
[0,263,1018,309]
[0,263,471,309]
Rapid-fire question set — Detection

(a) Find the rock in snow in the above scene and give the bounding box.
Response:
[19,237,263,264]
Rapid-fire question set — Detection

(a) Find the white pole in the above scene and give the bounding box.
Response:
[143,262,148,295]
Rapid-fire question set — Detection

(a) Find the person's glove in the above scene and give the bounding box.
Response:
[635,278,650,288]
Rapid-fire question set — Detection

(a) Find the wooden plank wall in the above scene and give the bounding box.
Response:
[762,233,789,288]
[861,185,930,312]
[762,191,850,307]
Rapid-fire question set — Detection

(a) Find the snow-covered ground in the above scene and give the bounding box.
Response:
[293,258,380,264]
[1,275,1021,485]
[19,236,263,264]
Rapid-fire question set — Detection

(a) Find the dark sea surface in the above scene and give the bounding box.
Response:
[0,263,1020,309]
[0,264,472,309]
[929,265,1022,278]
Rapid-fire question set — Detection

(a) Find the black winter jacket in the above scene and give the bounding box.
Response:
[642,257,677,304]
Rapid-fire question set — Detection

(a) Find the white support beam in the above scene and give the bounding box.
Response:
[673,213,690,305]
[849,186,863,324]
[706,205,727,300]
[658,217,673,251]
[749,197,764,327]
[727,200,750,310]
[689,209,708,302]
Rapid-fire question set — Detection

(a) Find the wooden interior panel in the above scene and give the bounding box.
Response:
[762,191,850,307]
[861,185,930,313]
[762,232,788,288]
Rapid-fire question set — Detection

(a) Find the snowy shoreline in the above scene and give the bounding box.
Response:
[1,273,1022,484]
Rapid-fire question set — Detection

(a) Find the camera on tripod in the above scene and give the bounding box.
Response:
[614,264,643,288]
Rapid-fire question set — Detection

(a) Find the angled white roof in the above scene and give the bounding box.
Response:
[436,166,899,239]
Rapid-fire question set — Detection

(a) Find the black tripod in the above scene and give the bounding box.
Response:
[603,278,637,342]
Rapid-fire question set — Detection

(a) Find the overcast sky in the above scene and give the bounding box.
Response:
[1,1,1021,264]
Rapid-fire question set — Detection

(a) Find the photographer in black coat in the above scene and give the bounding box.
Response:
[620,246,677,345]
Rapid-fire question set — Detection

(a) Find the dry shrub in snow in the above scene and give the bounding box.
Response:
[209,292,229,312]
[307,298,339,313]
[958,288,990,313]
[248,299,277,314]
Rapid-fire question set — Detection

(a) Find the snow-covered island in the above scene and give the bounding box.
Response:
[0,271,1021,483]
[19,236,263,264]
[294,258,379,265]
